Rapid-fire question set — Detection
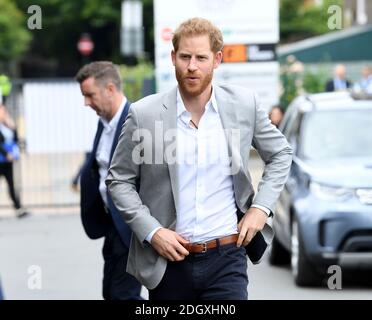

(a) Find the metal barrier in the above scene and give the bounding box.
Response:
[1,79,97,211]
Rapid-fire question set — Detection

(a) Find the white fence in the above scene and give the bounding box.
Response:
[1,80,99,211]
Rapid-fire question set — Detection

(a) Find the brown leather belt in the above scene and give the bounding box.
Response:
[182,234,239,253]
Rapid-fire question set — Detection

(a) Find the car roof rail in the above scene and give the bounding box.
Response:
[304,94,317,111]
[304,92,355,109]
[350,92,372,100]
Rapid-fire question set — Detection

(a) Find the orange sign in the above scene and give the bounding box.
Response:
[222,45,246,63]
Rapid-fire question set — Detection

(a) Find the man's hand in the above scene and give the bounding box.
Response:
[237,207,268,247]
[151,228,190,261]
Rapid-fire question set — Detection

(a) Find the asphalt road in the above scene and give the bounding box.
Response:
[1,154,371,300]
[1,213,371,300]
[0,213,103,300]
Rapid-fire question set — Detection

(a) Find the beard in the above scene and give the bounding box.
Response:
[175,68,213,98]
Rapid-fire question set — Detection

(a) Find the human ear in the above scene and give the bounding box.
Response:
[171,50,176,66]
[214,51,223,68]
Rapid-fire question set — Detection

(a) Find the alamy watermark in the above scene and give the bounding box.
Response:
[27,265,42,290]
[129,124,243,175]
[328,5,342,30]
[327,265,342,290]
[27,5,42,30]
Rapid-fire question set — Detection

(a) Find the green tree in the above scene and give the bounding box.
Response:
[280,0,344,43]
[302,68,328,93]
[14,0,154,76]
[280,57,329,109]
[14,0,122,73]
[280,55,304,109]
[0,0,31,64]
[119,59,154,101]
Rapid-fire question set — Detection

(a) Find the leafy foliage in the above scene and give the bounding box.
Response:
[119,59,154,102]
[280,0,344,43]
[280,56,329,109]
[303,68,328,93]
[11,0,154,76]
[0,0,31,63]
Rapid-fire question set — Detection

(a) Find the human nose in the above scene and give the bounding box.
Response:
[84,97,91,106]
[187,57,198,72]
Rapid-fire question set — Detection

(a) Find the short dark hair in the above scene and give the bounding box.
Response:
[75,61,122,91]
[270,104,284,115]
[172,17,224,53]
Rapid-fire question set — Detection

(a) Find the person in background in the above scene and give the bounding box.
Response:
[0,104,29,218]
[325,64,352,92]
[0,277,4,300]
[353,65,372,94]
[75,61,142,300]
[0,74,12,105]
[269,105,284,129]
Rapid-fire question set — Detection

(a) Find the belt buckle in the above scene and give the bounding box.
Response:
[200,242,207,253]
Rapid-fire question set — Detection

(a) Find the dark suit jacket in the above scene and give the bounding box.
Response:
[80,101,132,247]
[325,79,351,92]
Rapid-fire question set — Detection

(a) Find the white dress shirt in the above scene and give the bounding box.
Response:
[96,98,126,207]
[174,88,238,242]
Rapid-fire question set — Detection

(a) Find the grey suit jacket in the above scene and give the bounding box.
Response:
[106,84,293,289]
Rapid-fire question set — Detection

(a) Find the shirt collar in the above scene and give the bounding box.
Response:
[100,97,127,130]
[176,86,218,118]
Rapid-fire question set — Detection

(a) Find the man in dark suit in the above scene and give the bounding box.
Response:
[325,64,351,92]
[75,61,142,300]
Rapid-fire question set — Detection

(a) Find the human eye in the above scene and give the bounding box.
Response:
[197,55,208,61]
[179,53,191,60]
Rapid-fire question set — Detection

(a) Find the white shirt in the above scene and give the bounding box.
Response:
[0,124,14,142]
[96,98,126,207]
[146,87,270,243]
[174,88,238,242]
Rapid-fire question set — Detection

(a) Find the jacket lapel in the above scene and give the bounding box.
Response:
[214,85,242,175]
[92,120,104,157]
[109,100,131,163]
[161,87,179,212]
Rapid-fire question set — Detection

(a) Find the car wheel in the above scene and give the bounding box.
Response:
[269,235,290,265]
[291,218,321,286]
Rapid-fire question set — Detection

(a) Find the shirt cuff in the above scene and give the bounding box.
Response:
[145,227,162,244]
[251,204,271,217]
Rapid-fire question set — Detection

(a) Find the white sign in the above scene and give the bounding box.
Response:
[24,82,98,153]
[121,0,144,56]
[154,0,279,111]
[122,0,143,28]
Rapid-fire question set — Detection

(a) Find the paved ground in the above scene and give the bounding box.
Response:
[1,213,371,300]
[1,153,371,300]
[0,213,104,299]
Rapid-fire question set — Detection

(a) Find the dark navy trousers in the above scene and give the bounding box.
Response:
[102,225,142,300]
[149,242,248,300]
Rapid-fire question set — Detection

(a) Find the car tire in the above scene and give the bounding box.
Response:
[269,235,290,265]
[291,218,321,286]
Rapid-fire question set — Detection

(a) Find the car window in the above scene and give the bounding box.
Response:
[280,106,298,138]
[286,111,304,155]
[301,109,372,160]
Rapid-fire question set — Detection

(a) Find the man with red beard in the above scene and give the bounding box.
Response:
[107,18,292,300]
